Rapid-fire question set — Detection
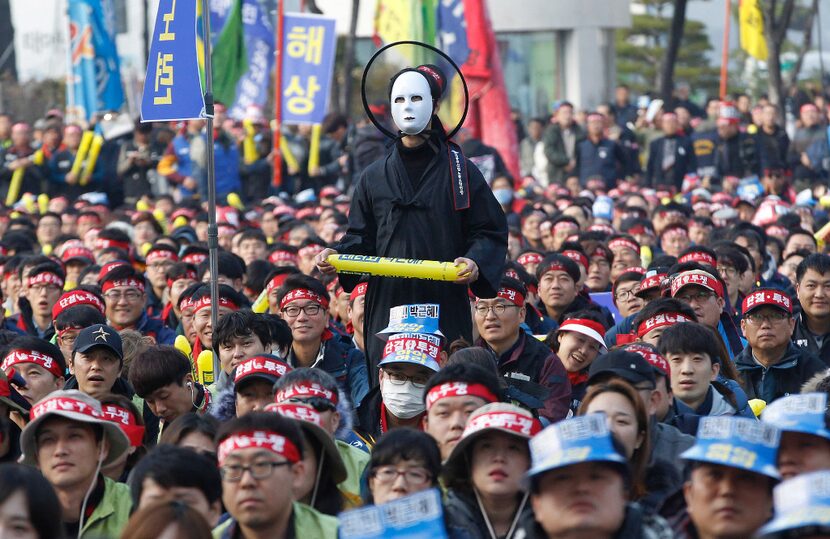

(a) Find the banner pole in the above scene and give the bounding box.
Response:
[200,0,221,378]
[272,0,284,187]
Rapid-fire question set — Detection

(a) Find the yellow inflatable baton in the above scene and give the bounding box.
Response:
[37,193,49,214]
[70,131,94,178]
[196,350,214,385]
[327,255,462,281]
[252,288,269,313]
[5,168,23,206]
[815,220,830,251]
[80,133,104,186]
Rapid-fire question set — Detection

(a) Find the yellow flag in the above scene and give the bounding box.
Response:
[739,0,768,60]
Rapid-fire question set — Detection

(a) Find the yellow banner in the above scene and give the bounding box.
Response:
[739,0,768,61]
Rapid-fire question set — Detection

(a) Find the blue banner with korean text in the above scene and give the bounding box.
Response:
[338,488,448,539]
[141,0,205,122]
[228,0,276,120]
[281,13,337,125]
[67,0,124,122]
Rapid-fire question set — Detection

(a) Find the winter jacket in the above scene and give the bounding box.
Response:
[514,501,674,539]
[80,477,132,539]
[477,331,571,423]
[650,417,695,478]
[664,378,755,436]
[354,386,425,448]
[286,337,369,408]
[542,122,586,184]
[115,312,177,345]
[444,489,532,539]
[646,134,697,190]
[755,125,790,170]
[576,137,628,189]
[337,439,369,504]
[792,312,830,366]
[213,501,337,539]
[735,342,827,403]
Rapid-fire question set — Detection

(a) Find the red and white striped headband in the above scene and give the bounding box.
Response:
[2,349,63,379]
[463,410,541,439]
[52,290,106,320]
[102,278,145,294]
[218,430,300,466]
[677,251,716,267]
[279,288,329,310]
[426,382,499,410]
[28,272,64,289]
[637,312,692,337]
[608,238,640,254]
[194,295,240,313]
[274,381,338,405]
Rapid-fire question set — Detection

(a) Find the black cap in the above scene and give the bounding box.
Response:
[588,350,656,387]
[72,324,123,360]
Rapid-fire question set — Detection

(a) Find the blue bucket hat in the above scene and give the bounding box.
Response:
[526,414,627,480]
[758,471,830,538]
[681,416,781,480]
[761,393,830,440]
[377,304,444,341]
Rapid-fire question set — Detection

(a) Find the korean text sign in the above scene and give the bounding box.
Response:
[281,13,337,125]
[141,0,205,122]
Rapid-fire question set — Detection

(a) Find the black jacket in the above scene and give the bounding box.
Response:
[791,312,830,366]
[646,135,697,190]
[755,125,790,170]
[734,342,827,402]
[515,502,674,539]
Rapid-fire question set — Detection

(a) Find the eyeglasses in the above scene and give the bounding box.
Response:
[220,460,291,482]
[103,290,143,302]
[29,284,61,294]
[745,311,790,325]
[717,266,738,278]
[282,304,323,317]
[474,303,519,316]
[676,291,715,304]
[371,465,432,485]
[384,370,430,388]
[614,288,640,301]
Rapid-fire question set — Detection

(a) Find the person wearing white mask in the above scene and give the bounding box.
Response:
[355,330,442,448]
[316,62,508,386]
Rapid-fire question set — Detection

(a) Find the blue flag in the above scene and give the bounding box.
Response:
[141,0,205,122]
[67,0,124,121]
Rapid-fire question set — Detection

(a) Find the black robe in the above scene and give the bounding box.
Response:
[335,134,508,386]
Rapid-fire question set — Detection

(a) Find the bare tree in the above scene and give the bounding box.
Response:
[659,0,688,102]
[788,0,819,85]
[341,0,360,114]
[762,0,797,114]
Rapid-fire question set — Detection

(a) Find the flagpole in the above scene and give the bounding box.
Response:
[200,0,221,378]
[272,0,284,188]
[719,0,731,99]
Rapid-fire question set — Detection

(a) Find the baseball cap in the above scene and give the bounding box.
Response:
[526,414,628,480]
[741,288,793,316]
[378,332,441,373]
[588,350,657,387]
[761,393,830,441]
[557,319,607,351]
[758,471,830,538]
[682,416,780,479]
[20,390,129,466]
[72,324,123,360]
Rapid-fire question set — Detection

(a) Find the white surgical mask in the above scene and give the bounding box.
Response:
[381,378,425,419]
[390,71,433,136]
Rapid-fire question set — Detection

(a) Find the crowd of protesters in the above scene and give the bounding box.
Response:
[1,68,830,539]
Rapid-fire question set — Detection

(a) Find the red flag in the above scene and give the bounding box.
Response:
[461,0,519,180]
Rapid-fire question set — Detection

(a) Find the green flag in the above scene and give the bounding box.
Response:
[211,0,248,106]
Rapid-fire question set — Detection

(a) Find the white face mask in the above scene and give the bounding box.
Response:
[390,71,433,136]
[381,378,425,419]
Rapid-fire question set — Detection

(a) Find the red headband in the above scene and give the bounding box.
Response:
[298,244,323,258]
[426,382,499,410]
[146,249,178,264]
[27,272,64,289]
[101,278,145,294]
[463,410,542,438]
[265,273,291,295]
[383,333,442,361]
[52,290,106,320]
[637,312,692,337]
[101,404,145,447]
[194,295,240,313]
[608,238,640,254]
[638,273,666,292]
[553,221,579,233]
[234,356,292,384]
[496,286,525,306]
[2,349,63,379]
[182,253,208,265]
[275,381,338,405]
[267,402,326,429]
[677,251,716,267]
[671,271,723,299]
[537,260,573,278]
[166,269,197,289]
[218,430,301,466]
[30,396,102,422]
[279,288,329,310]
[662,226,688,239]
[625,344,671,379]
[562,250,589,272]
[93,238,130,252]
[62,246,95,263]
[517,253,543,266]
[349,282,368,302]
[269,250,297,264]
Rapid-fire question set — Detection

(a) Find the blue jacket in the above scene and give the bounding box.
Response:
[200,134,241,198]
[287,338,369,409]
[132,312,177,345]
[735,342,826,403]
[576,137,627,188]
